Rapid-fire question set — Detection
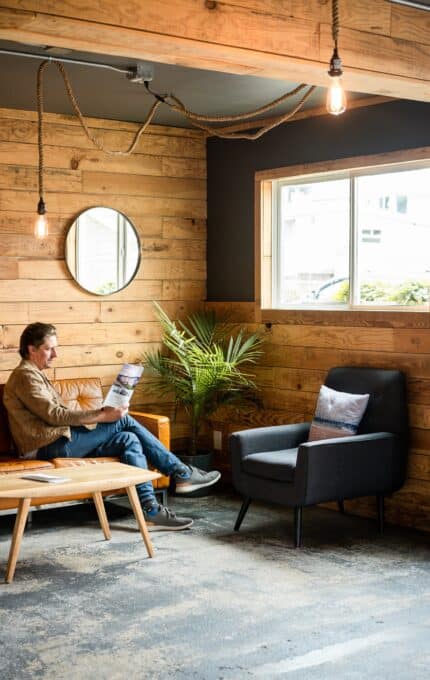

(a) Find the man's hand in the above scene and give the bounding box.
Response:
[77,404,129,426]
[98,406,129,423]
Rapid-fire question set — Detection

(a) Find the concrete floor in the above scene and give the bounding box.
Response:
[0,491,429,679]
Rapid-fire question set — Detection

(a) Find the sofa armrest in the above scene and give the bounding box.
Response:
[230,423,311,461]
[295,432,398,505]
[129,411,170,451]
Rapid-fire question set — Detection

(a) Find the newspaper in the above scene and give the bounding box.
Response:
[103,363,144,408]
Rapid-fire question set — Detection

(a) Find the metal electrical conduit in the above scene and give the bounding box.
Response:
[0,47,152,82]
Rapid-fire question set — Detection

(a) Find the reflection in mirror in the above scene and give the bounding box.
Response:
[65,207,141,295]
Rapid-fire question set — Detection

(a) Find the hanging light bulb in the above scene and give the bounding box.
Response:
[327,49,346,115]
[327,76,346,115]
[34,198,48,239]
[327,0,346,116]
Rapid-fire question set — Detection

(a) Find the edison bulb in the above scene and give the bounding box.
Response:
[34,213,49,239]
[326,76,347,116]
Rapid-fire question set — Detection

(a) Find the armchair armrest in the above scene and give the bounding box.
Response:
[230,423,311,461]
[295,432,398,505]
[129,411,170,451]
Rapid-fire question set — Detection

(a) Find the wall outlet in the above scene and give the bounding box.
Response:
[213,430,222,450]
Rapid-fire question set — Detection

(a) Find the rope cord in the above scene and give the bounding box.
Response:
[332,0,340,47]
[36,55,320,192]
[166,83,309,123]
[37,60,162,160]
[36,60,317,160]
[177,85,316,140]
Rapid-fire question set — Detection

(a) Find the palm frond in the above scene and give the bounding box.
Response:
[139,302,265,451]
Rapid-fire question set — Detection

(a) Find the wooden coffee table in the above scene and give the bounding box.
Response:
[0,462,161,583]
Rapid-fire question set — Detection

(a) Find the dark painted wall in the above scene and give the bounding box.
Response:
[206,100,430,301]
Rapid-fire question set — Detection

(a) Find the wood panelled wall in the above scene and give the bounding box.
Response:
[208,302,430,535]
[2,104,429,535]
[0,107,206,441]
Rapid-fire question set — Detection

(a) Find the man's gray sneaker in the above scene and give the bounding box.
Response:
[144,504,194,531]
[174,465,221,494]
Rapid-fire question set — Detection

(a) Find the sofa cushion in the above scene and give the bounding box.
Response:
[53,457,119,468]
[52,377,103,411]
[0,459,55,474]
[243,448,298,482]
[308,384,369,442]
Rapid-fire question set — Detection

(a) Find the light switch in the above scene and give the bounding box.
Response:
[213,430,222,450]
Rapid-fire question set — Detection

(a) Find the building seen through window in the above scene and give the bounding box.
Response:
[272,164,430,309]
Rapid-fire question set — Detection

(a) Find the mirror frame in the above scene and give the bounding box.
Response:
[65,206,142,296]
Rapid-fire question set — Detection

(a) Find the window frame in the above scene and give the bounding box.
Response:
[255,146,430,322]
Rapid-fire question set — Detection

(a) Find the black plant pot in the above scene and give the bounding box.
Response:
[173,449,215,497]
[176,449,214,471]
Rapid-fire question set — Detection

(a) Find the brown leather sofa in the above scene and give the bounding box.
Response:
[0,376,170,513]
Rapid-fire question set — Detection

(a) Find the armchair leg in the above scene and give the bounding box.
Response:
[338,500,345,514]
[377,494,385,534]
[234,497,251,531]
[294,507,303,548]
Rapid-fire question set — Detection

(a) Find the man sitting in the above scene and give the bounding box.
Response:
[3,322,221,530]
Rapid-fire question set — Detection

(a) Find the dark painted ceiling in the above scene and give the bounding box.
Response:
[0,40,366,129]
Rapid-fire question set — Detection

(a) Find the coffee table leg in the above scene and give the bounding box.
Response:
[6,497,31,584]
[92,492,111,540]
[126,485,154,558]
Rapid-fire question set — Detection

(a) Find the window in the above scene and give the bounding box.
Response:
[258,154,430,311]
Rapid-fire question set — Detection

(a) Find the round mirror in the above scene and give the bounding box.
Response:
[65,207,141,295]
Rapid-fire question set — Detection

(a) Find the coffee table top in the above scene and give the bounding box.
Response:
[0,462,161,498]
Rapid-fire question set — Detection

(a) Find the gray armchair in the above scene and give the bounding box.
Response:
[230,367,408,547]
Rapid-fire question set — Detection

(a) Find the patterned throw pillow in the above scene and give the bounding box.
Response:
[308,384,370,442]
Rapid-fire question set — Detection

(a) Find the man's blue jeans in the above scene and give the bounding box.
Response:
[37,415,189,507]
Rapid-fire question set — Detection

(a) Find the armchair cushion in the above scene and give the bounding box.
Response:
[243,448,298,483]
[308,384,369,442]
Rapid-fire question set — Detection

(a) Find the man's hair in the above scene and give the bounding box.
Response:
[19,322,57,359]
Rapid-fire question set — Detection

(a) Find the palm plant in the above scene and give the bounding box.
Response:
[141,302,264,456]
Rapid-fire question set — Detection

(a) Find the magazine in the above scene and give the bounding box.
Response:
[103,363,144,408]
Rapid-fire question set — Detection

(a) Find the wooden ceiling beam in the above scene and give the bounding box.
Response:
[0,1,429,102]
